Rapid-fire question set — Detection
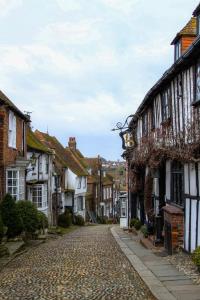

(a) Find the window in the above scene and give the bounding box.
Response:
[142,113,148,136]
[196,59,200,103]
[175,41,181,61]
[151,105,155,129]
[161,87,171,122]
[8,111,16,148]
[171,161,184,207]
[77,196,83,210]
[45,156,49,174]
[77,177,81,189]
[7,170,18,200]
[31,186,42,208]
[38,156,42,173]
[197,15,200,35]
[83,177,86,188]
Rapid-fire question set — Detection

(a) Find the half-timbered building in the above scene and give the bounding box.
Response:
[123,3,200,253]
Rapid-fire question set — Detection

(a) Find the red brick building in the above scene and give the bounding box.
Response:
[0,91,29,201]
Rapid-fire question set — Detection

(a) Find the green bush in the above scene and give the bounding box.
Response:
[134,219,142,230]
[141,225,148,238]
[58,211,72,228]
[0,214,4,242]
[37,211,48,233]
[74,215,85,226]
[130,218,139,228]
[192,246,200,268]
[16,200,38,235]
[0,194,23,238]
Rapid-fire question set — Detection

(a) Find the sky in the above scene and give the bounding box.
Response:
[0,0,199,160]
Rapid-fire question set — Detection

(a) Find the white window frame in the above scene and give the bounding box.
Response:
[8,111,16,148]
[77,177,81,189]
[31,185,43,208]
[175,41,181,61]
[6,169,19,200]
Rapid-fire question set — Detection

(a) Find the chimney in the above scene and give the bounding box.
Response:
[171,17,197,61]
[68,137,76,151]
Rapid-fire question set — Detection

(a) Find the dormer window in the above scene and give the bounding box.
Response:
[197,15,200,35]
[175,40,181,61]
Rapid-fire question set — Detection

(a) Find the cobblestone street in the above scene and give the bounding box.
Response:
[0,225,154,300]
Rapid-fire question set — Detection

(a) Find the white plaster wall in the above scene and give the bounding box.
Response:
[66,169,76,190]
[26,152,49,182]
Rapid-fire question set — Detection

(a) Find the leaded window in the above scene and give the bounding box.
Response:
[161,87,171,122]
[31,186,42,208]
[171,161,184,207]
[196,59,200,102]
[142,113,148,136]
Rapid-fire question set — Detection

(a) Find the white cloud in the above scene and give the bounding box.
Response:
[37,19,102,46]
[0,0,22,16]
[55,0,81,12]
[31,92,134,135]
[101,0,139,14]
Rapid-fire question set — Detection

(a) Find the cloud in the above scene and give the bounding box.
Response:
[0,0,22,16]
[100,0,139,14]
[30,92,134,135]
[55,0,81,12]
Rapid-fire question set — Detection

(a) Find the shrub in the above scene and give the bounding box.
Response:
[74,215,85,226]
[134,219,142,230]
[130,218,138,228]
[107,219,113,224]
[0,194,23,238]
[58,211,72,228]
[0,214,4,242]
[16,200,38,235]
[141,225,148,238]
[37,211,48,233]
[192,246,200,268]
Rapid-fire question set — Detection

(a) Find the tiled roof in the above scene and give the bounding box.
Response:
[65,147,88,176]
[171,17,197,44]
[35,130,88,176]
[102,174,113,186]
[27,129,51,153]
[65,145,89,175]
[0,90,29,121]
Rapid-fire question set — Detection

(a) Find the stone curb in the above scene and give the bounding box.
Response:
[111,227,176,300]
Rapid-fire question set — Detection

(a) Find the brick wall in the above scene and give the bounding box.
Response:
[163,205,184,253]
[0,106,27,200]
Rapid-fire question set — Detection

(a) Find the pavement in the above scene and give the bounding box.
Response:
[0,225,154,300]
[111,226,200,300]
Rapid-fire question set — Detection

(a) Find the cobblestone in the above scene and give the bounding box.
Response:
[0,225,154,300]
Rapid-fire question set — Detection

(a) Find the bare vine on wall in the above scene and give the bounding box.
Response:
[131,117,200,169]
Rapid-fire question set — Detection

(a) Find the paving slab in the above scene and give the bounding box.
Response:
[111,225,200,300]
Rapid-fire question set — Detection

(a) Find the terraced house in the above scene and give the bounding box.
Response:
[0,91,29,201]
[123,3,200,254]
[26,129,54,224]
[35,133,88,221]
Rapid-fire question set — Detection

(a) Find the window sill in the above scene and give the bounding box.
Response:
[165,200,184,210]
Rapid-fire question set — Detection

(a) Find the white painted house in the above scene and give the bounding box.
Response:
[26,129,53,224]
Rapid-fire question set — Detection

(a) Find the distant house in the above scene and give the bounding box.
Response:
[65,137,88,220]
[0,90,29,201]
[35,133,88,221]
[84,156,102,221]
[101,172,114,218]
[26,129,53,224]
